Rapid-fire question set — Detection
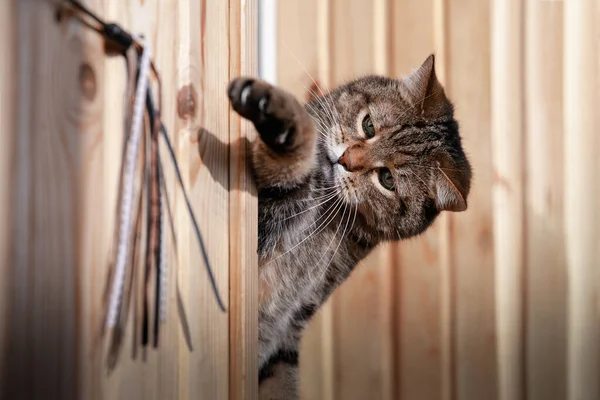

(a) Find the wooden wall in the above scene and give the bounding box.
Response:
[276,1,600,399]
[0,0,257,399]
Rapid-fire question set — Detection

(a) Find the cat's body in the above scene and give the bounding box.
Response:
[228,55,472,399]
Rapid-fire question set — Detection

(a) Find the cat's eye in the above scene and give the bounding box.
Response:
[378,168,395,191]
[362,114,375,138]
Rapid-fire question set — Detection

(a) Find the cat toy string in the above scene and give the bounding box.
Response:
[106,37,152,329]
[60,0,227,352]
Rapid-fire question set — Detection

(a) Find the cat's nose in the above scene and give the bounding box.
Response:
[337,147,362,172]
[337,148,352,171]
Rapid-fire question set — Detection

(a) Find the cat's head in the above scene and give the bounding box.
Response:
[313,54,472,242]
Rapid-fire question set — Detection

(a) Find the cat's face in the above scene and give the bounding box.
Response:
[311,55,472,242]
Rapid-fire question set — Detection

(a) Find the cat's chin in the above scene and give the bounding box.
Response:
[318,160,336,185]
[317,136,348,191]
[316,147,337,183]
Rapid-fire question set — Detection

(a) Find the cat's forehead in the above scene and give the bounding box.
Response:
[336,76,417,118]
[343,76,402,99]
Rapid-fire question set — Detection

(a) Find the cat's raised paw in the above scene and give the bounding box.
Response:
[227,77,273,123]
[228,77,301,150]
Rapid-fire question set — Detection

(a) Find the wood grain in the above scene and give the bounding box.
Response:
[447,0,497,398]
[185,0,231,398]
[0,0,106,398]
[0,0,258,399]
[524,1,566,399]
[229,0,258,399]
[491,0,525,399]
[0,0,17,394]
[564,0,600,399]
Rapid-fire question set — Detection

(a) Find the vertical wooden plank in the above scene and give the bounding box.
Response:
[185,0,230,398]
[330,0,374,82]
[229,0,258,399]
[0,0,17,392]
[98,0,125,396]
[275,0,320,102]
[491,0,525,399]
[524,1,566,399]
[153,1,183,398]
[391,0,435,74]
[564,0,600,399]
[1,0,106,398]
[176,0,193,398]
[447,0,498,399]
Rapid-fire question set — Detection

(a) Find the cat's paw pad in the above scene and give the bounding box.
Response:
[227,77,273,123]
[228,77,298,148]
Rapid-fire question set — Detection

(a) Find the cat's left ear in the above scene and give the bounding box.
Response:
[433,153,471,212]
[403,54,451,117]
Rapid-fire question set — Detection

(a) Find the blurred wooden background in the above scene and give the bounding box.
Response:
[274,0,600,399]
[0,0,257,399]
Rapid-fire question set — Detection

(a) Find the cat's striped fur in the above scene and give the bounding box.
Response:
[227,55,472,399]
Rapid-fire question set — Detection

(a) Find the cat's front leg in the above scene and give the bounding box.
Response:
[228,78,317,190]
[259,362,299,400]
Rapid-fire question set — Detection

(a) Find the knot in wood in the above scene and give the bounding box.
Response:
[78,62,97,101]
[177,84,198,120]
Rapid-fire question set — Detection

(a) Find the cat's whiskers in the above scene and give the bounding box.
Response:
[304,102,329,128]
[295,75,340,133]
[300,192,346,235]
[297,79,332,118]
[315,204,358,284]
[319,93,343,138]
[264,196,345,266]
[305,114,330,139]
[306,104,330,130]
[308,202,348,281]
[299,188,338,202]
[282,39,342,133]
[312,184,339,191]
[277,190,340,223]
[310,202,349,278]
[303,91,338,139]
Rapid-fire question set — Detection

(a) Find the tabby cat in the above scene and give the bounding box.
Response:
[227,54,472,399]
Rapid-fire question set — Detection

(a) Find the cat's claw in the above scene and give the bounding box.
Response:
[227,77,272,123]
[228,77,298,150]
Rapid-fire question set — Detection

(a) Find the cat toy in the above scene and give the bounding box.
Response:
[60,0,226,364]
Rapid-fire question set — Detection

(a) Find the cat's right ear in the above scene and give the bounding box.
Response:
[402,54,451,117]
[433,153,471,213]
